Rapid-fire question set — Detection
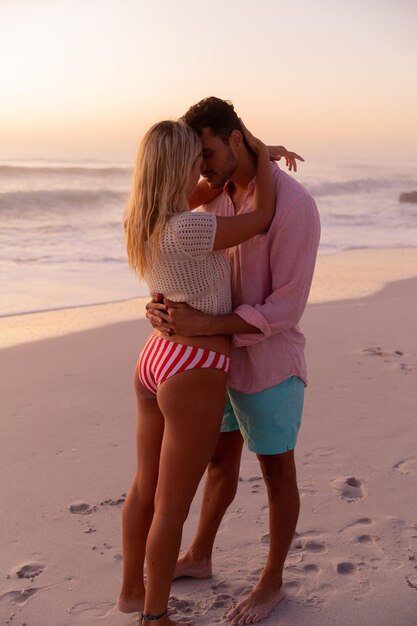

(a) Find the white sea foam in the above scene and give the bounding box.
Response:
[0,188,126,213]
[0,164,129,176]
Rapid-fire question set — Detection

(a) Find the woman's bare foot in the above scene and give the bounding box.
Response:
[117,590,145,614]
[226,580,285,624]
[173,552,213,580]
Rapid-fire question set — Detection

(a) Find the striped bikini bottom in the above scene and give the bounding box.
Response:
[138,334,230,395]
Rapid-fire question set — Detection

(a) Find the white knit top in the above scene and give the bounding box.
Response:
[144,211,232,315]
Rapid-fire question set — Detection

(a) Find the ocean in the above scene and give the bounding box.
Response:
[1,158,416,317]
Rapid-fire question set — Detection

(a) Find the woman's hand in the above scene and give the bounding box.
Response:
[239,119,303,172]
[267,145,304,172]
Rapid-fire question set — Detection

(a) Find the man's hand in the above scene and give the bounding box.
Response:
[146,297,208,337]
[145,295,171,334]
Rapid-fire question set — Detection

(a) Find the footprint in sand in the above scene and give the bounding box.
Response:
[70,495,126,517]
[393,456,417,475]
[286,561,321,579]
[303,563,320,574]
[406,574,417,591]
[363,347,417,373]
[343,517,373,531]
[210,592,231,606]
[356,534,374,544]
[208,592,234,611]
[168,596,198,622]
[169,596,194,615]
[0,583,59,607]
[303,593,325,608]
[69,501,95,515]
[362,346,405,358]
[363,346,389,357]
[298,480,317,495]
[15,563,45,579]
[0,587,41,607]
[304,446,336,463]
[69,601,116,618]
[91,541,114,556]
[334,560,374,602]
[399,361,417,374]
[283,579,301,595]
[330,476,365,502]
[294,528,322,537]
[290,536,327,554]
[337,562,357,575]
[99,494,126,507]
[304,541,327,554]
[210,580,229,592]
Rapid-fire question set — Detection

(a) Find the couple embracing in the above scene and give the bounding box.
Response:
[118,96,320,625]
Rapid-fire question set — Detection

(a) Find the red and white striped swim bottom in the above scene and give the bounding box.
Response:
[138,334,230,395]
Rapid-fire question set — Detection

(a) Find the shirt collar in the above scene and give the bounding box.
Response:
[224,161,278,198]
[223,177,256,199]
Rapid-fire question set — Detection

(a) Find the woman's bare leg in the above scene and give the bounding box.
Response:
[143,368,227,624]
[118,370,165,613]
[174,430,243,579]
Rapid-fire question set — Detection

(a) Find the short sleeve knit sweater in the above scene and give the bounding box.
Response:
[144,211,232,315]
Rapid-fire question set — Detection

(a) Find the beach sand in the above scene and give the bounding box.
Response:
[1,250,417,625]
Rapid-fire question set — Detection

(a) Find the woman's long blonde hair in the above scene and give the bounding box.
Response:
[125,120,201,277]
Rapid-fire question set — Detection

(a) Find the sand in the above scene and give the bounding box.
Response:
[1,252,417,625]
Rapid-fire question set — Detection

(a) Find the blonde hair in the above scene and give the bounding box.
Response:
[125,120,201,277]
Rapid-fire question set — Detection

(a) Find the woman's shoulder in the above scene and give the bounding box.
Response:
[167,211,217,258]
[169,210,216,232]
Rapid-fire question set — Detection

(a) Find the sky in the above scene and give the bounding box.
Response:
[1,0,416,161]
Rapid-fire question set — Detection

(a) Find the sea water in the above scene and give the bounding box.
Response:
[1,158,416,316]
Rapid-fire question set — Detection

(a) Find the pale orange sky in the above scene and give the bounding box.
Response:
[1,0,416,161]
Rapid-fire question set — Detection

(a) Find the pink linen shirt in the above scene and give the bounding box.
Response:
[202,162,320,394]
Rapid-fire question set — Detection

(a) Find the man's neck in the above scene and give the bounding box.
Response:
[230,145,257,190]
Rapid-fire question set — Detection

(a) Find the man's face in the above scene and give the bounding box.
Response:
[200,127,239,189]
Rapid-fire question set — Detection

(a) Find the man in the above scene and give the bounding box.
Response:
[146,97,320,625]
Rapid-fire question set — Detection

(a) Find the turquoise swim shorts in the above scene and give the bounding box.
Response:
[221,377,305,455]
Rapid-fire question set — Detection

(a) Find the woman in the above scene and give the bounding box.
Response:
[118,118,276,625]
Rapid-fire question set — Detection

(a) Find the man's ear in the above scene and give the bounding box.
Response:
[230,129,243,150]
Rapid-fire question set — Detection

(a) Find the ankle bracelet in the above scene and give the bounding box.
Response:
[140,609,168,621]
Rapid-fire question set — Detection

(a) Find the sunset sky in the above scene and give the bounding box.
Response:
[1,0,416,161]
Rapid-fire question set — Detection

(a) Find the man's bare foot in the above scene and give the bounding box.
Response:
[226,580,285,625]
[173,552,213,580]
[117,591,144,614]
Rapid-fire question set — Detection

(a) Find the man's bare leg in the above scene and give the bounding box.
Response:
[227,450,299,625]
[174,430,243,579]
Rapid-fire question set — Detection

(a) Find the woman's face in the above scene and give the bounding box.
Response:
[186,153,203,199]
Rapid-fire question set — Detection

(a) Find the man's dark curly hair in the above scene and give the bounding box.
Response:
[182,97,242,145]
